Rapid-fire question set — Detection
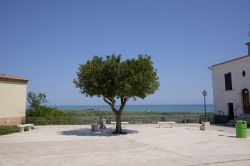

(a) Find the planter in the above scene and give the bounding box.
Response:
[91,123,98,132]
[202,121,210,126]
[200,125,205,131]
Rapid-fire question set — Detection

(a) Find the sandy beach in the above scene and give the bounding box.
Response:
[0,124,250,166]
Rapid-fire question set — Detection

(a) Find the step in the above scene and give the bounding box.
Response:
[237,114,250,119]
[226,122,235,126]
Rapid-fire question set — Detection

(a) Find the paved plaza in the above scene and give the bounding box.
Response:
[0,124,250,166]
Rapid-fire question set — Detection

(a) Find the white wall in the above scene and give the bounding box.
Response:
[0,81,27,118]
[211,56,250,116]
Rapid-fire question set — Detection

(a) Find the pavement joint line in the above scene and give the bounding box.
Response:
[185,158,250,166]
[118,134,192,158]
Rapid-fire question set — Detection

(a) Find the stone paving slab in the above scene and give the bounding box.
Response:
[0,124,250,166]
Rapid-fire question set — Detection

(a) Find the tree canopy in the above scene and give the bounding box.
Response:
[27,92,48,110]
[26,92,64,117]
[73,54,159,133]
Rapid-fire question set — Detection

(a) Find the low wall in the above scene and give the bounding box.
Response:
[0,117,25,125]
[214,115,229,124]
[25,114,214,125]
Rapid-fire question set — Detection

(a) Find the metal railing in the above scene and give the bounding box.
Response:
[26,114,214,125]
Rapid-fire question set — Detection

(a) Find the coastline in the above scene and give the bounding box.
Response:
[48,104,214,113]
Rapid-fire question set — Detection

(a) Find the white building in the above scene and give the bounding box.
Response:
[210,42,250,123]
[0,75,28,125]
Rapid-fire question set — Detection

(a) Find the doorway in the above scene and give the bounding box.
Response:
[228,103,234,120]
[242,89,250,114]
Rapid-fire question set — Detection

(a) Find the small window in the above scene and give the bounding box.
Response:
[242,70,246,77]
[224,72,232,90]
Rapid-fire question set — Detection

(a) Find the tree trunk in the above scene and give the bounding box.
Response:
[102,96,127,134]
[115,112,122,133]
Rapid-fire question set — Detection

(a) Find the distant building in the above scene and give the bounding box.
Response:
[0,75,28,125]
[209,42,250,123]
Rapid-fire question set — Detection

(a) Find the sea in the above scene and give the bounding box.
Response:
[52,104,214,113]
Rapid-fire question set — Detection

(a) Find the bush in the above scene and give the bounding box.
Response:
[26,106,64,117]
[0,125,18,135]
[25,110,214,125]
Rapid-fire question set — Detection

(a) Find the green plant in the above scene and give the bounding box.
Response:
[0,125,18,135]
[26,106,64,117]
[74,55,159,133]
[27,92,48,110]
[26,92,64,119]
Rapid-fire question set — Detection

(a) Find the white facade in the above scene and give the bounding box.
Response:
[0,75,28,125]
[210,56,250,117]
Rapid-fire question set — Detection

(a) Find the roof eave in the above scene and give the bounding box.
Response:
[209,55,249,69]
[0,75,29,84]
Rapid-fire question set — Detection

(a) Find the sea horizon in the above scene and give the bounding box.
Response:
[48,104,214,112]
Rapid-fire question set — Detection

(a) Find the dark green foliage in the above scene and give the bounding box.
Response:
[73,55,159,99]
[73,55,159,133]
[26,106,64,117]
[26,92,64,119]
[27,92,48,110]
[63,110,113,116]
[0,125,18,135]
[199,113,214,123]
[25,110,214,125]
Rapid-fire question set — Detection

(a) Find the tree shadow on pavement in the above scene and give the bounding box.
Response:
[60,128,138,137]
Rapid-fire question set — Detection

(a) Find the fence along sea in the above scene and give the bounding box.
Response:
[26,104,214,124]
[53,104,214,112]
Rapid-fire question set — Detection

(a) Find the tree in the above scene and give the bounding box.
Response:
[27,92,48,110]
[26,92,64,118]
[73,55,159,133]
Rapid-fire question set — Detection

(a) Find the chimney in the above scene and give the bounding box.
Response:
[246,42,250,56]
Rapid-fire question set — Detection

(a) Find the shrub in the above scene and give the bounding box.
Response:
[0,125,18,135]
[26,106,64,117]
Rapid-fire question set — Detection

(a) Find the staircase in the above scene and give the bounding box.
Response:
[225,114,250,126]
[234,114,250,125]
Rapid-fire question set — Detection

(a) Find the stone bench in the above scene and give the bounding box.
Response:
[17,124,34,133]
[111,121,129,127]
[157,122,176,128]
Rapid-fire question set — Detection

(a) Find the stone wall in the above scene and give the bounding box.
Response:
[214,115,229,124]
[0,117,25,125]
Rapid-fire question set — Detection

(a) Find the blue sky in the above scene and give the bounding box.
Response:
[0,0,250,105]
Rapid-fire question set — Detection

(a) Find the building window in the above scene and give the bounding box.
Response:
[224,72,232,90]
[242,89,250,113]
[242,70,246,77]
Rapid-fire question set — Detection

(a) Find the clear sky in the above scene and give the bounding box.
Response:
[0,0,250,105]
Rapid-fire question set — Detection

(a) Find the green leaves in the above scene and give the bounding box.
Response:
[74,54,159,101]
[27,92,64,118]
[26,106,64,117]
[27,92,48,110]
[74,54,159,132]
